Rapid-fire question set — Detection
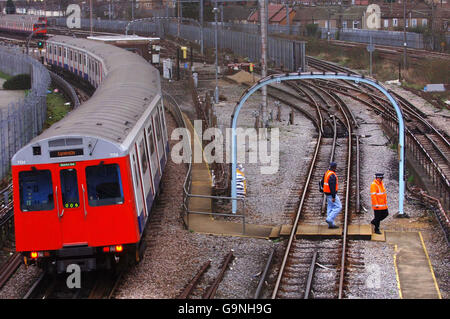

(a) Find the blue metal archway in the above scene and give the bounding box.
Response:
[230,72,406,216]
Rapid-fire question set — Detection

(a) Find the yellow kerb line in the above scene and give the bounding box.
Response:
[419,231,442,299]
[393,244,403,299]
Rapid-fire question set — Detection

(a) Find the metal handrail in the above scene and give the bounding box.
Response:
[163,90,247,234]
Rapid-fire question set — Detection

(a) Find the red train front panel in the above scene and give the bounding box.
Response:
[13,156,140,253]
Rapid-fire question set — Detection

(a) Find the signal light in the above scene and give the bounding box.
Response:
[37,41,44,49]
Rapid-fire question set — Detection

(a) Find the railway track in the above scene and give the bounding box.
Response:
[271,74,357,299]
[307,56,450,237]
[329,39,450,64]
[177,250,234,299]
[23,269,124,299]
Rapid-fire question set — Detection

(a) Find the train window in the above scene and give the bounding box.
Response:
[74,51,77,63]
[132,155,140,188]
[159,104,167,139]
[58,47,61,57]
[155,110,163,143]
[49,45,52,54]
[69,50,72,61]
[64,48,67,59]
[19,170,54,212]
[84,55,87,66]
[147,126,155,155]
[85,164,124,207]
[139,139,148,174]
[60,169,80,209]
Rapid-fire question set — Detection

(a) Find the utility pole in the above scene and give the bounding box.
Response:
[213,3,219,103]
[89,0,93,36]
[260,0,268,127]
[403,0,407,69]
[285,0,289,35]
[200,0,204,56]
[177,0,180,37]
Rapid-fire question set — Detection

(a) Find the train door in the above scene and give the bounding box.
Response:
[146,120,159,188]
[158,101,169,154]
[153,107,165,173]
[15,168,62,250]
[130,150,146,234]
[63,48,67,70]
[137,135,154,210]
[56,166,87,246]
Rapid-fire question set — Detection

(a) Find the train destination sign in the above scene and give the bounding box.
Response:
[59,162,76,167]
[50,149,84,158]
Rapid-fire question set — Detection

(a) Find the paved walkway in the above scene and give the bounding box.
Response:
[0,78,25,112]
[387,231,442,299]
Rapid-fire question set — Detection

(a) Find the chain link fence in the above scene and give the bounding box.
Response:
[0,46,51,181]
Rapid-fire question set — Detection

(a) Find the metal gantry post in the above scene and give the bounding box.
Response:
[200,0,204,56]
[260,0,268,126]
[403,0,407,69]
[214,3,219,104]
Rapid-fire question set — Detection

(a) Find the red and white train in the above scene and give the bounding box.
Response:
[0,14,47,36]
[12,36,169,273]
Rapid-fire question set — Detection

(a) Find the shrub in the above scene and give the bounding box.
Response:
[305,23,319,37]
[3,74,31,90]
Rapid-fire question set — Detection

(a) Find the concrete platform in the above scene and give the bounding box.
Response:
[348,224,373,240]
[184,214,276,239]
[371,230,386,242]
[278,223,377,240]
[387,231,442,299]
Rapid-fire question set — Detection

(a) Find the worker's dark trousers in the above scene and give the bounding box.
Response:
[371,209,389,231]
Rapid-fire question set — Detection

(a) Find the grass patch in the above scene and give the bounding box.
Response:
[45,88,71,128]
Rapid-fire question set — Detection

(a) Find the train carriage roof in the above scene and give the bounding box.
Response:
[33,35,161,152]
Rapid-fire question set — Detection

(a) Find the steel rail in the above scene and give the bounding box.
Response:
[0,252,22,289]
[254,248,275,299]
[203,251,234,299]
[271,84,324,299]
[178,260,211,299]
[334,90,354,299]
[304,251,318,299]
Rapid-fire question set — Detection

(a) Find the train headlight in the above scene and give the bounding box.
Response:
[30,252,38,259]
[102,245,123,253]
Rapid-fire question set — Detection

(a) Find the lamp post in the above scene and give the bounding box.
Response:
[213,4,219,104]
[89,0,93,36]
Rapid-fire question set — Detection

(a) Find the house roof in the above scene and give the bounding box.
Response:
[270,7,295,23]
[248,4,285,22]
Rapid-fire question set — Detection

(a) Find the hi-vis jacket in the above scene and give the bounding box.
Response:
[323,170,338,197]
[370,179,388,210]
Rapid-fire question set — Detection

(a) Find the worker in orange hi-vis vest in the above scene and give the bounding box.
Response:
[370,173,389,234]
[323,162,342,229]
